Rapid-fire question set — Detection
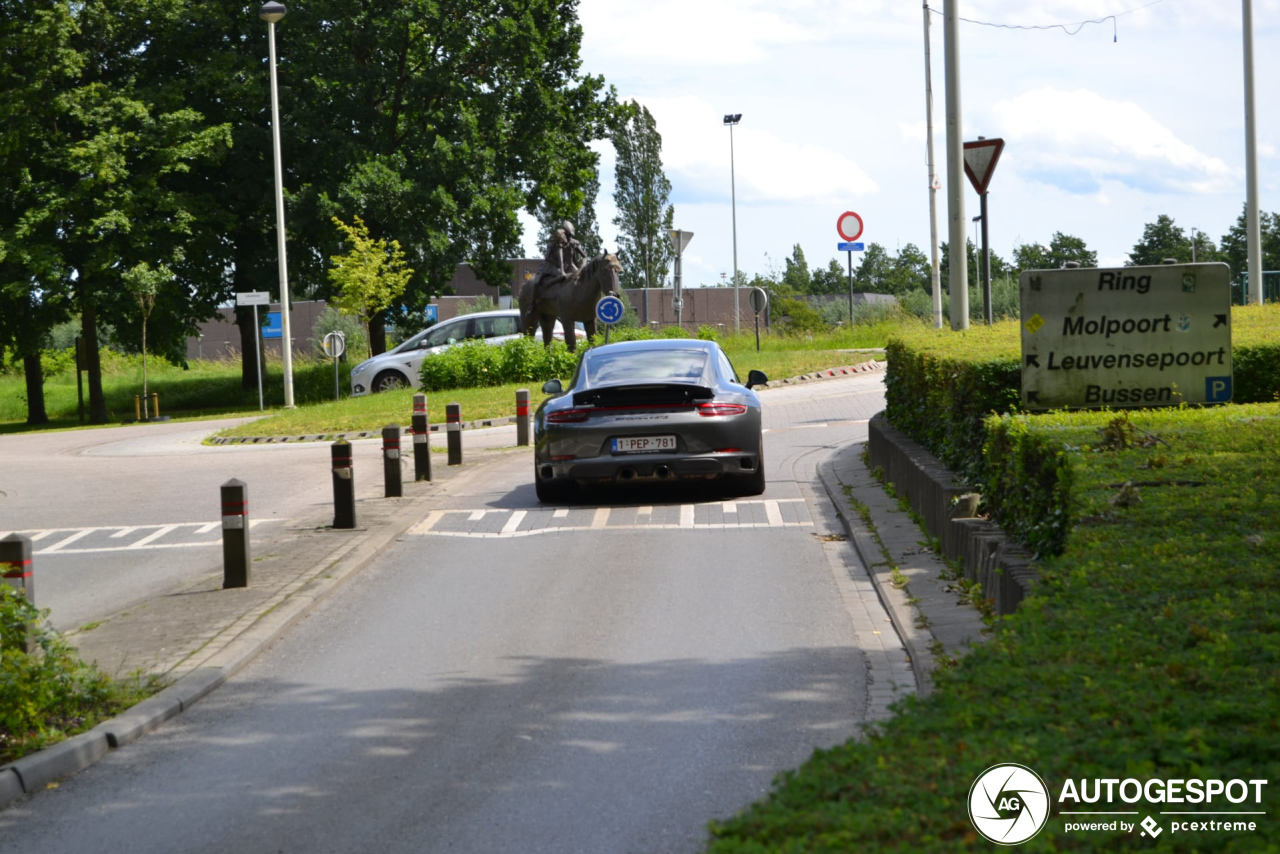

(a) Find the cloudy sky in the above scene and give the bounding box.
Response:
[521,0,1279,287]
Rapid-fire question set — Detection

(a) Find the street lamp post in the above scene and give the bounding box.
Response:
[260,1,294,408]
[724,114,741,335]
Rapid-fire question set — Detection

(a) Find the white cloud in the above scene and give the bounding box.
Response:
[991,88,1236,195]
[629,96,879,206]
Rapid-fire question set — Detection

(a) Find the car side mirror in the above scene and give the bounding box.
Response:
[542,379,563,395]
[745,370,768,389]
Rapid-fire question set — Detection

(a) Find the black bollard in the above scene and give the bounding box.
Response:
[446,402,462,466]
[332,439,357,529]
[412,393,431,482]
[221,479,250,588]
[1,533,35,653]
[516,389,530,447]
[383,424,403,498]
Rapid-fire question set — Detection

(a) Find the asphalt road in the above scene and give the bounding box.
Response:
[0,374,894,853]
[0,419,508,632]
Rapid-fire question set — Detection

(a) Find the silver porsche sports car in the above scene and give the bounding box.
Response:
[532,339,768,502]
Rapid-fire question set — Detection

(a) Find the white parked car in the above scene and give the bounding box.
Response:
[349,309,584,396]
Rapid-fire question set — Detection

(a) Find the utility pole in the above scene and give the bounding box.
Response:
[1242,0,1263,304]
[944,0,969,329]
[923,1,943,329]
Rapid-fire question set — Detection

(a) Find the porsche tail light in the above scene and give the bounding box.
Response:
[547,408,592,423]
[697,402,747,417]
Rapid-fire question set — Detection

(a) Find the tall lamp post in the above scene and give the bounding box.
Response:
[260,1,294,408]
[724,114,742,334]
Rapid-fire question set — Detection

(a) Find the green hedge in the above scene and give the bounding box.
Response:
[708,402,1280,852]
[885,305,1280,485]
[418,336,581,392]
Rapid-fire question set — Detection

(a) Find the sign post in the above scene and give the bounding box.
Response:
[595,294,625,344]
[1020,262,1232,410]
[837,212,865,326]
[748,287,768,353]
[236,291,271,411]
[669,229,693,331]
[963,137,1005,325]
[323,331,346,401]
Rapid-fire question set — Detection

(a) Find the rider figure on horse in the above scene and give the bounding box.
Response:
[528,220,586,305]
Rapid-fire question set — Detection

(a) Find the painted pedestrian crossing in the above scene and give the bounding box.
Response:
[0,519,284,556]
[407,499,813,539]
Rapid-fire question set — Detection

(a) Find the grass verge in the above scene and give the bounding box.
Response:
[707,402,1280,852]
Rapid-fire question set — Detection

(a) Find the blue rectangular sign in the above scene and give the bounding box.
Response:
[425,304,438,322]
[262,311,282,339]
[838,242,865,252]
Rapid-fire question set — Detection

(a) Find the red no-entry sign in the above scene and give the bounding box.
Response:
[836,211,863,242]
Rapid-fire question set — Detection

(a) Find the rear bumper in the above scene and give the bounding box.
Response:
[537,452,761,485]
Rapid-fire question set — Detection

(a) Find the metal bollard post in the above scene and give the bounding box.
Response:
[134,395,142,422]
[221,479,250,588]
[1,533,35,653]
[516,389,530,447]
[382,424,403,498]
[412,393,431,482]
[331,440,357,529]
[446,403,462,466]
[152,392,160,419]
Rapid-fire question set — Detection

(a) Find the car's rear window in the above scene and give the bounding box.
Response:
[586,349,709,385]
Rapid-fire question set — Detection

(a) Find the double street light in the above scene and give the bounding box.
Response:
[723,113,741,334]
[260,1,295,408]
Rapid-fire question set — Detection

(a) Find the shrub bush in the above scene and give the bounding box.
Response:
[418,337,580,392]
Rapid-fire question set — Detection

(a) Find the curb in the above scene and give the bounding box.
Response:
[0,451,511,809]
[816,435,987,698]
[207,360,887,446]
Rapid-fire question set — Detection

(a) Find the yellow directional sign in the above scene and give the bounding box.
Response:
[1019,263,1232,410]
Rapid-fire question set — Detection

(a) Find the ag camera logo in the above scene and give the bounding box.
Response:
[969,764,1051,845]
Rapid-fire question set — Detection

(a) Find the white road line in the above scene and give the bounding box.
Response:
[764,500,785,527]
[637,506,652,516]
[553,509,569,519]
[28,530,55,542]
[110,527,140,539]
[679,505,695,528]
[194,523,219,535]
[42,528,99,553]
[468,510,487,521]
[421,521,814,539]
[590,507,611,529]
[722,502,738,514]
[131,525,177,547]
[408,510,445,535]
[501,511,527,535]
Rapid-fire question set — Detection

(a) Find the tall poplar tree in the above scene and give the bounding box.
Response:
[611,103,674,290]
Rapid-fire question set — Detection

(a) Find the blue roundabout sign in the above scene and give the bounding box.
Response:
[596,294,625,325]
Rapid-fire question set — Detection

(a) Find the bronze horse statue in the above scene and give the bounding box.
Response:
[519,253,622,353]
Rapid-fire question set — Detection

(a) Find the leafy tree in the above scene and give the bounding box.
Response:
[0,0,231,424]
[781,244,811,294]
[1218,205,1280,282]
[327,216,413,359]
[283,0,618,354]
[810,258,847,295]
[1012,232,1097,273]
[612,102,674,290]
[123,262,173,412]
[1127,215,1193,266]
[537,167,604,260]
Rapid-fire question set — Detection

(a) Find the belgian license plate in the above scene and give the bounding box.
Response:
[612,435,676,454]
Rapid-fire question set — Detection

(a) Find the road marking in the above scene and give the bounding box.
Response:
[42,528,99,553]
[1,520,286,555]
[132,525,178,548]
[722,502,737,515]
[410,499,813,539]
[408,510,445,535]
[468,510,487,521]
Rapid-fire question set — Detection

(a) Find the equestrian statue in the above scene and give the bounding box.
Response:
[519,221,622,353]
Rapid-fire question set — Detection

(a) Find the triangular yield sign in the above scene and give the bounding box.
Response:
[963,137,1005,195]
